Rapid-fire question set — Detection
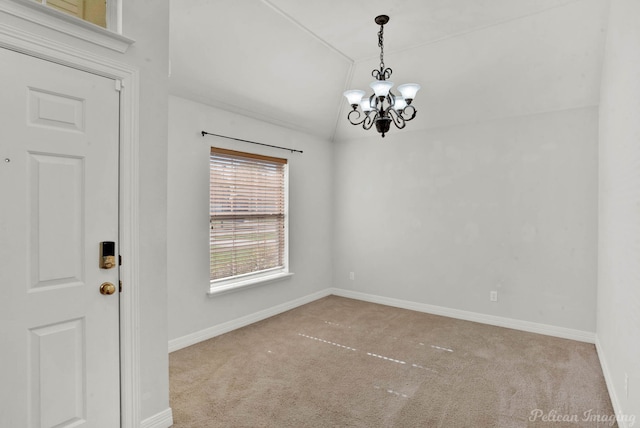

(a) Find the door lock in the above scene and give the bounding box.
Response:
[100,282,116,295]
[100,241,116,269]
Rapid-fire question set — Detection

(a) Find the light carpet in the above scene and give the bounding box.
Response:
[169,295,616,427]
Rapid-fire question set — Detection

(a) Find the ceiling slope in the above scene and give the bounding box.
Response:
[169,0,608,142]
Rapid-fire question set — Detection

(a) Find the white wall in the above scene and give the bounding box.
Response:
[333,106,599,333]
[598,0,640,422]
[167,95,333,342]
[0,1,171,424]
[331,0,604,336]
[123,3,171,422]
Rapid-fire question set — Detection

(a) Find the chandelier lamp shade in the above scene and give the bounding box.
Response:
[343,15,420,137]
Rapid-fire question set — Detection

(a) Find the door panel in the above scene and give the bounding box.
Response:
[28,87,85,132]
[29,153,84,288]
[0,48,120,428]
[30,318,85,427]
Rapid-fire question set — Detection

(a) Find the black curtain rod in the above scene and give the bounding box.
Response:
[201,131,303,154]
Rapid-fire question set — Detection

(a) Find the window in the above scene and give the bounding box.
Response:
[35,0,107,28]
[209,147,289,293]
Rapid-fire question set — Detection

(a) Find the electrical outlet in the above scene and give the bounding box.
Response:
[349,272,355,281]
[490,291,498,302]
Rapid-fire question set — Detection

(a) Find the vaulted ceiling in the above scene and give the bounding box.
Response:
[169,0,608,142]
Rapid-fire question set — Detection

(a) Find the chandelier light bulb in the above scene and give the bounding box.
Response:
[360,98,374,112]
[397,83,421,103]
[370,80,394,98]
[394,97,407,112]
[343,89,365,107]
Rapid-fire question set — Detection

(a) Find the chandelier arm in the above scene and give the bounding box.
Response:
[388,108,406,129]
[362,111,377,130]
[399,104,417,122]
[388,91,396,107]
[347,109,369,126]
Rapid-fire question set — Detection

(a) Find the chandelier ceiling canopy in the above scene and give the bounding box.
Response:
[343,15,421,138]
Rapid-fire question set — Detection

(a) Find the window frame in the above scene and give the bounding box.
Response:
[0,0,134,53]
[208,147,292,296]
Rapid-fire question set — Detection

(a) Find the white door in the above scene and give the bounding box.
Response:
[0,48,120,427]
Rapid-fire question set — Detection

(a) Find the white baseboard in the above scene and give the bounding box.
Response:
[595,337,633,428]
[168,289,332,353]
[328,288,596,343]
[169,287,596,354]
[140,407,173,428]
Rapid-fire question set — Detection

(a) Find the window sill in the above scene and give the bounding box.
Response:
[207,272,294,297]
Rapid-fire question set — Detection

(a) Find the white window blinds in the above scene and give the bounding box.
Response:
[210,147,287,282]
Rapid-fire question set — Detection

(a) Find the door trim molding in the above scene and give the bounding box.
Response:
[0,23,141,428]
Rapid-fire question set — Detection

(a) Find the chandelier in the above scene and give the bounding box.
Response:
[343,15,421,138]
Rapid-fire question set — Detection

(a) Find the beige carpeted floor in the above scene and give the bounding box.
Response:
[169,296,616,427]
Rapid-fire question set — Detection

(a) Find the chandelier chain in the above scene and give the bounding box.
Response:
[378,24,385,70]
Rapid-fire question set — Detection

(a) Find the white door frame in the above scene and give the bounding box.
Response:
[0,24,141,428]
